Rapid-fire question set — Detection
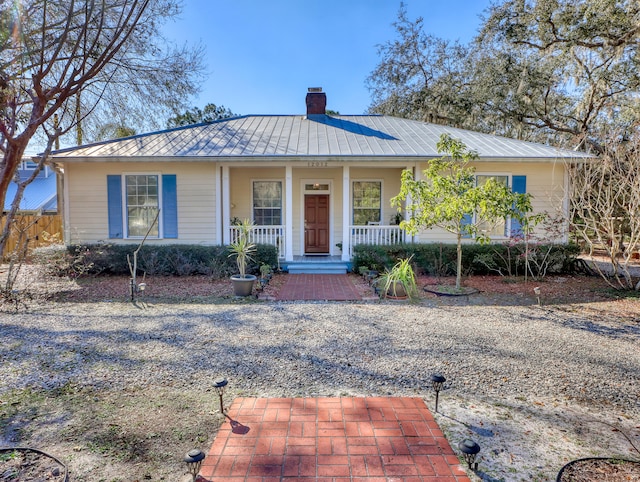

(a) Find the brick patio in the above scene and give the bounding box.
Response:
[275,274,363,301]
[197,397,472,481]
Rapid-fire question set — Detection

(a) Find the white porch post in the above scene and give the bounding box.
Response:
[222,165,231,245]
[215,165,222,245]
[342,165,350,261]
[285,165,293,261]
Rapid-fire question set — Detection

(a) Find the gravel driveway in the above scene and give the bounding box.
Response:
[2,300,639,481]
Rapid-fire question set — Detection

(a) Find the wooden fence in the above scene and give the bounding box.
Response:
[1,214,63,258]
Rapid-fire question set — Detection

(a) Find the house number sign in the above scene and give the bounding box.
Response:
[307,161,328,167]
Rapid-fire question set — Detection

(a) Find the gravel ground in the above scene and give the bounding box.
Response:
[1,296,639,481]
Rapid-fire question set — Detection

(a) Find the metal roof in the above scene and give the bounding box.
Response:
[50,115,594,161]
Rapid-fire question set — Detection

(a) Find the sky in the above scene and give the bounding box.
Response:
[162,1,494,117]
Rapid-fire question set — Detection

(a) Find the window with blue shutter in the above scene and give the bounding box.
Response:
[107,174,177,239]
[510,175,527,238]
[162,174,178,238]
[107,175,123,238]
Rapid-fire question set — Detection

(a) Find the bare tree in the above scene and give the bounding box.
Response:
[0,0,205,258]
[567,133,640,290]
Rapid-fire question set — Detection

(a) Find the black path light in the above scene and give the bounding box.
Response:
[184,449,205,482]
[430,373,446,413]
[458,439,481,470]
[213,377,228,413]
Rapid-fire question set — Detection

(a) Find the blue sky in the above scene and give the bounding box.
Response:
[163,1,493,116]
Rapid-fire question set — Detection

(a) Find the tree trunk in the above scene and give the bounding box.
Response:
[456,233,462,290]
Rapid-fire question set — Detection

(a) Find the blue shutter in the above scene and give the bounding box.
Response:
[510,175,527,238]
[107,175,123,239]
[461,213,473,238]
[162,174,178,238]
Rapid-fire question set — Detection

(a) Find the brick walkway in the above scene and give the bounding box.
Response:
[276,275,363,301]
[198,397,471,481]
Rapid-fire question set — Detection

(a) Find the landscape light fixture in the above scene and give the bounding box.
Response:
[430,373,446,413]
[213,377,228,413]
[184,449,205,482]
[533,286,541,306]
[458,439,481,470]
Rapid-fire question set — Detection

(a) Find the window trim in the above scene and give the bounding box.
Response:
[122,172,163,239]
[473,172,512,238]
[251,179,284,226]
[352,179,383,226]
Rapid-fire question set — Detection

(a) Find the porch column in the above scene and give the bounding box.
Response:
[285,165,293,261]
[342,165,350,261]
[222,165,231,245]
[215,165,222,245]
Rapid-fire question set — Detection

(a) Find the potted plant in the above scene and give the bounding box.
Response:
[379,257,418,300]
[228,218,257,296]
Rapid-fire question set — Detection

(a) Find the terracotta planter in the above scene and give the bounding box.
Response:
[230,275,257,297]
[385,280,408,299]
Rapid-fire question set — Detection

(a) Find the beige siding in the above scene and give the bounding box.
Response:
[66,162,217,245]
[65,159,567,251]
[413,161,566,243]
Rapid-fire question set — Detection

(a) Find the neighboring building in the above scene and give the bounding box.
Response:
[47,88,592,270]
[4,159,58,214]
[1,159,61,256]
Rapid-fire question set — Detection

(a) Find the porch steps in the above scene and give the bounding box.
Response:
[284,261,350,275]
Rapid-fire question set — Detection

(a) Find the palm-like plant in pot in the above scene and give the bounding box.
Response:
[379,257,418,300]
[228,219,257,296]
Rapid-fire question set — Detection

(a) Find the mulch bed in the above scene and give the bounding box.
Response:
[557,457,640,481]
[39,271,640,312]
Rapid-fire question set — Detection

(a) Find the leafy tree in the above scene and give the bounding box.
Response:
[368,1,640,152]
[476,0,640,152]
[391,134,533,290]
[367,3,473,126]
[167,103,237,127]
[0,0,205,260]
[94,124,137,142]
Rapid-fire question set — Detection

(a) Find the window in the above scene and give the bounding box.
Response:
[253,181,282,225]
[107,174,177,239]
[353,181,381,225]
[126,175,159,237]
[475,175,509,237]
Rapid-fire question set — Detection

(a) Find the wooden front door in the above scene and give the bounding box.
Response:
[304,194,330,254]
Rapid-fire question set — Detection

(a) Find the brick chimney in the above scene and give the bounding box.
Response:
[306,87,326,115]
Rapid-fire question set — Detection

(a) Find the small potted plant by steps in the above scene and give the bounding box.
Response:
[228,219,257,297]
[379,257,418,300]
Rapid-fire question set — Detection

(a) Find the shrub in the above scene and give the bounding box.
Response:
[352,242,580,278]
[32,243,278,279]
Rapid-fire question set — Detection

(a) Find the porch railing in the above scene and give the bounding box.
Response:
[230,225,285,259]
[349,225,406,256]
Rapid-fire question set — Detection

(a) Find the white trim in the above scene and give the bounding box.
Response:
[250,178,284,225]
[215,165,222,244]
[122,172,162,240]
[562,163,570,243]
[285,166,293,261]
[342,167,350,261]
[299,178,333,255]
[222,166,230,245]
[62,163,70,244]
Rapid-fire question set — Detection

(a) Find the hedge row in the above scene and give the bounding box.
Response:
[31,243,279,278]
[351,242,581,278]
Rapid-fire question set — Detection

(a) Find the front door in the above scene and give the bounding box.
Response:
[304,194,329,254]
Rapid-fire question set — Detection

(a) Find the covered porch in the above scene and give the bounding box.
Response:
[220,164,411,262]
